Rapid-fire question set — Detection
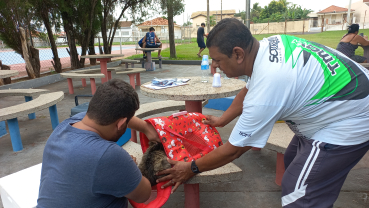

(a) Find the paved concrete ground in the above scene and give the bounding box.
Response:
[0,65,368,208]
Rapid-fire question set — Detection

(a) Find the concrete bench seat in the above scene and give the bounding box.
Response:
[60,73,105,95]
[264,123,294,186]
[134,57,168,69]
[0,91,64,151]
[119,59,140,68]
[114,68,146,89]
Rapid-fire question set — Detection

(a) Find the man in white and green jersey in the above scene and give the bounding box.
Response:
[155,19,369,207]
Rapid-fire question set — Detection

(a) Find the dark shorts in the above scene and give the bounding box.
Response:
[197,40,206,49]
[139,43,143,48]
[146,43,161,48]
[281,135,369,207]
[350,55,367,63]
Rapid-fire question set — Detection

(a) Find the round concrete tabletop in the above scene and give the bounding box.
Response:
[141,77,246,101]
[0,70,19,79]
[80,54,124,59]
[135,48,161,51]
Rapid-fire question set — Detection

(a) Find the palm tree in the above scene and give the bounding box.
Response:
[278,0,290,8]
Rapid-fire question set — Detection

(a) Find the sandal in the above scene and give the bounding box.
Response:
[197,54,201,58]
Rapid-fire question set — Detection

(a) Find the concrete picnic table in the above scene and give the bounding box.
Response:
[140,76,245,208]
[135,48,161,71]
[0,70,19,85]
[80,54,124,83]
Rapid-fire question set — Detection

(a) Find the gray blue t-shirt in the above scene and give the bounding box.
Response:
[37,112,142,208]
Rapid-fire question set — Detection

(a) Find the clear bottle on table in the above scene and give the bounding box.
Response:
[201,55,209,83]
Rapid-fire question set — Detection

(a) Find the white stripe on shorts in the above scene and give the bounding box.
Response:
[282,141,322,206]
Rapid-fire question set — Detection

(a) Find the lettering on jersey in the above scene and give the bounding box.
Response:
[239,131,252,138]
[292,40,340,76]
[268,37,282,63]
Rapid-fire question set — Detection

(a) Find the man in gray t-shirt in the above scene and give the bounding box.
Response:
[38,79,160,208]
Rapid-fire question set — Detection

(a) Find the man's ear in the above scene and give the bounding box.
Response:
[233,47,245,64]
[117,117,128,130]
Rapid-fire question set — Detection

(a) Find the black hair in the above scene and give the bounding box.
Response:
[87,79,139,126]
[348,24,359,34]
[149,27,155,31]
[206,18,254,57]
[201,23,205,27]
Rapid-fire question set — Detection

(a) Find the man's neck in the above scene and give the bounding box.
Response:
[72,116,110,140]
[243,38,260,77]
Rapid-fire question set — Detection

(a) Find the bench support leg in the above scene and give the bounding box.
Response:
[141,60,144,68]
[108,71,112,80]
[25,96,36,120]
[130,129,137,143]
[135,73,141,86]
[275,152,285,186]
[125,62,129,68]
[49,105,59,130]
[67,78,74,94]
[184,184,200,208]
[81,78,87,87]
[0,121,7,137]
[7,118,23,152]
[132,63,135,68]
[128,74,136,89]
[159,59,162,69]
[90,78,97,94]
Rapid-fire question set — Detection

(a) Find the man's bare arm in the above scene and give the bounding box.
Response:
[204,86,248,127]
[128,116,160,142]
[125,176,151,203]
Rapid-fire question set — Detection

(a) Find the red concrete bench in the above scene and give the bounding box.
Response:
[264,123,294,186]
[60,73,105,95]
[109,68,146,89]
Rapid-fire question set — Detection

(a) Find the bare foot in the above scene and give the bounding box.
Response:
[197,54,201,58]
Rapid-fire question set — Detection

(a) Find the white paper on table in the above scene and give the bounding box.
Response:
[142,82,188,90]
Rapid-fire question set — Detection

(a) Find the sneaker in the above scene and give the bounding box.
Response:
[143,55,147,59]
[158,55,162,59]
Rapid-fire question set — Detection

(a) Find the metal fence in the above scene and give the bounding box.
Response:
[0,27,193,80]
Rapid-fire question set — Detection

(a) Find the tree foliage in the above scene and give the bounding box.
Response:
[205,16,217,26]
[235,0,312,23]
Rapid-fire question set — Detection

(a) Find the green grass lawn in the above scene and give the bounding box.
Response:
[126,29,369,60]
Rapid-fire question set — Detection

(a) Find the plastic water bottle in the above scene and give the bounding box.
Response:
[201,55,209,83]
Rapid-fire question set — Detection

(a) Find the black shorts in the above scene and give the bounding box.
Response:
[198,40,206,49]
[146,43,161,48]
[281,135,369,207]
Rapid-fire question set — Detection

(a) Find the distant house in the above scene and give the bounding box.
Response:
[190,10,236,27]
[346,0,369,26]
[317,5,355,27]
[137,17,182,39]
[97,21,136,41]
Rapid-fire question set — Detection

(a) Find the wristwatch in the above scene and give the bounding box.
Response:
[191,160,201,174]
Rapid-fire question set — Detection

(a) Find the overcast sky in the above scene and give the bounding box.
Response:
[170,0,357,25]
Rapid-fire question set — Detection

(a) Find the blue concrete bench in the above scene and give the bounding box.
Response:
[0,91,64,151]
[0,89,49,138]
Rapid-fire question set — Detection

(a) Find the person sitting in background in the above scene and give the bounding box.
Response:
[142,27,162,58]
[336,24,369,63]
[38,79,161,208]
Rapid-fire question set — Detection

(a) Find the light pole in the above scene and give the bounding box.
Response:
[207,0,210,33]
[245,0,250,29]
[347,0,352,26]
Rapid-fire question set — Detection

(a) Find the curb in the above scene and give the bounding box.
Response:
[0,61,122,90]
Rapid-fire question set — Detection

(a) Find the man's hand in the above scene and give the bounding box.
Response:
[202,115,224,127]
[156,158,195,193]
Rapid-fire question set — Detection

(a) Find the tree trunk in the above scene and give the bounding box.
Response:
[89,34,97,65]
[19,27,36,79]
[29,46,41,77]
[167,2,176,58]
[61,12,82,70]
[41,10,62,73]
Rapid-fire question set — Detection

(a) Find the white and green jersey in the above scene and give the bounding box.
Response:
[229,35,369,147]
